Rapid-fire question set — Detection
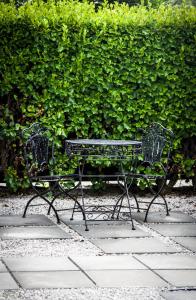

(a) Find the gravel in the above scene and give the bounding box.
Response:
[0,287,164,300]
[0,180,195,300]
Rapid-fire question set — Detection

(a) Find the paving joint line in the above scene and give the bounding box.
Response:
[142,225,192,252]
[68,256,97,286]
[132,255,172,287]
[169,287,196,291]
[169,237,196,254]
[1,258,22,288]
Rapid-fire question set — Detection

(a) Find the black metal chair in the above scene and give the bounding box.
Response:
[127,122,174,221]
[22,123,88,229]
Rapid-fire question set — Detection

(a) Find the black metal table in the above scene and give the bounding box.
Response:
[65,139,142,231]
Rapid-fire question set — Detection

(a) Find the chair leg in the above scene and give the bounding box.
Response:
[70,202,77,220]
[22,194,40,218]
[161,193,170,216]
[144,194,157,222]
[74,199,89,231]
[47,187,79,215]
[47,188,88,231]
[39,195,61,224]
[127,181,140,212]
[112,177,136,229]
[116,196,125,219]
[112,193,125,219]
[23,192,61,224]
[124,177,135,230]
[131,192,140,212]
[144,178,169,222]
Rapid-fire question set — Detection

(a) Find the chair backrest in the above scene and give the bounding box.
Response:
[142,122,174,164]
[22,123,54,177]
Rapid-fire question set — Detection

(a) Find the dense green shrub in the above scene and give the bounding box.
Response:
[0,0,195,191]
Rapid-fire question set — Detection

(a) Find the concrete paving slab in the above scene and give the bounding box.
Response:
[86,269,167,287]
[70,224,151,239]
[0,226,71,240]
[149,224,196,237]
[156,270,196,287]
[13,271,94,289]
[70,255,147,270]
[161,290,196,300]
[134,254,196,269]
[172,237,196,252]
[0,261,7,272]
[0,273,19,290]
[132,211,196,223]
[0,214,55,227]
[92,237,181,254]
[3,257,78,272]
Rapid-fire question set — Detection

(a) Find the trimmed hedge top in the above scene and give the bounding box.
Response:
[1,1,196,25]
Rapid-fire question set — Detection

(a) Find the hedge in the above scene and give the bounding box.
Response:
[0,0,195,191]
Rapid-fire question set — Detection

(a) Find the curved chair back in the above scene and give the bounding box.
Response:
[142,123,174,165]
[22,123,54,177]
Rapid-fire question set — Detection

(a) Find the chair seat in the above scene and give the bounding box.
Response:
[31,174,78,182]
[126,173,166,179]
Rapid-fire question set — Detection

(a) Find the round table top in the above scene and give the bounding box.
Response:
[65,139,142,146]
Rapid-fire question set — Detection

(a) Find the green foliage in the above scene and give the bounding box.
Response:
[0,0,195,191]
[4,166,29,192]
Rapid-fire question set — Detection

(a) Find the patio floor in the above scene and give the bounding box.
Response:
[0,211,196,297]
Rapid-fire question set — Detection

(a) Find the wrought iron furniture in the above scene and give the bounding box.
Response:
[22,123,87,229]
[65,139,142,230]
[127,122,174,221]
